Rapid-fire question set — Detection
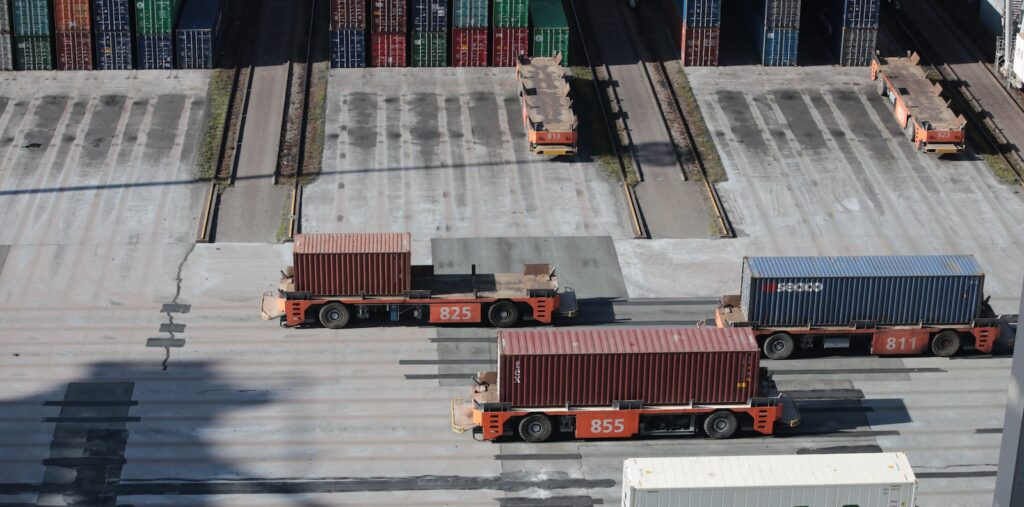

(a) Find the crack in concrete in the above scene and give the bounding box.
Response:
[157,243,197,370]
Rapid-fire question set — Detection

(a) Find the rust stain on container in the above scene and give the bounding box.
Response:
[293,233,412,296]
[497,327,760,408]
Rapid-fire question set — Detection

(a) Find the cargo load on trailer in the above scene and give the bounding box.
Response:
[621,452,916,507]
[451,327,800,443]
[871,52,966,154]
[716,255,1008,359]
[517,54,578,157]
[261,233,578,329]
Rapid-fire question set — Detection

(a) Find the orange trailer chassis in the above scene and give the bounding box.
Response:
[870,54,966,154]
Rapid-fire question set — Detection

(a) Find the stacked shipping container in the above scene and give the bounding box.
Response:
[528,0,568,65]
[371,0,407,67]
[667,0,721,66]
[492,0,528,67]
[829,0,878,66]
[452,0,488,66]
[54,0,93,69]
[136,0,182,69]
[411,0,446,67]
[330,0,367,68]
[12,0,53,70]
[176,0,222,69]
[0,1,13,70]
[93,0,133,69]
[748,0,800,66]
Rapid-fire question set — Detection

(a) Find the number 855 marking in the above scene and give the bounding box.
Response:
[590,418,625,433]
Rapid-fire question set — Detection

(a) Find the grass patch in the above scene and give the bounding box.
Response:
[275,193,295,243]
[667,63,727,183]
[570,65,640,187]
[197,69,235,181]
[301,61,329,183]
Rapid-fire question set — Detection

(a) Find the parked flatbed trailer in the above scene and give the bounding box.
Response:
[452,327,800,442]
[261,233,577,328]
[715,255,1006,359]
[517,54,578,156]
[871,52,966,154]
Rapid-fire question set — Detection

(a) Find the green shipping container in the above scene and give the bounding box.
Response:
[11,0,51,36]
[452,0,489,28]
[15,35,52,70]
[529,0,569,65]
[411,32,447,67]
[493,0,529,28]
[136,0,184,34]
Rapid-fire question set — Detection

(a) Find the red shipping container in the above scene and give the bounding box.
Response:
[371,0,407,33]
[331,0,367,30]
[293,232,412,295]
[371,32,407,67]
[682,25,720,67]
[54,0,92,32]
[452,28,488,67]
[492,27,529,67]
[56,31,94,70]
[497,327,761,407]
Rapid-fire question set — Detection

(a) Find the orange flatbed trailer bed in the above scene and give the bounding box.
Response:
[517,54,578,156]
[871,53,966,154]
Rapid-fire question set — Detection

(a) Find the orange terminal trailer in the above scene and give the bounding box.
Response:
[517,54,578,157]
[451,327,800,443]
[261,233,578,329]
[871,52,966,154]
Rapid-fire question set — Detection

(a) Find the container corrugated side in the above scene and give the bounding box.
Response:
[55,30,92,69]
[330,28,366,67]
[758,0,801,28]
[740,255,985,328]
[411,31,446,67]
[331,0,366,30]
[492,27,528,66]
[136,33,173,69]
[371,0,407,33]
[493,0,529,28]
[136,0,183,35]
[293,233,412,295]
[412,0,447,32]
[370,32,406,66]
[836,26,875,66]
[54,0,92,32]
[838,0,879,28]
[497,327,760,408]
[756,26,798,66]
[451,0,489,28]
[452,27,488,67]
[529,0,569,64]
[14,34,52,69]
[682,24,719,66]
[92,0,132,32]
[0,34,12,70]
[674,0,721,27]
[12,0,51,36]
[95,30,132,69]
[176,0,222,69]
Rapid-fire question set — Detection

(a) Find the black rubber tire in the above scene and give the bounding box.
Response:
[877,77,887,96]
[518,414,553,443]
[932,330,961,357]
[763,333,795,360]
[703,411,739,439]
[319,303,351,329]
[906,118,916,141]
[488,301,520,328]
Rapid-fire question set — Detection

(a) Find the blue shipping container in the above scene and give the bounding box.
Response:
[740,256,985,328]
[756,0,801,28]
[755,26,799,66]
[674,0,721,27]
[412,0,448,32]
[836,0,879,28]
[95,30,133,69]
[176,0,222,69]
[980,0,1001,35]
[137,33,173,69]
[92,0,132,32]
[330,28,366,68]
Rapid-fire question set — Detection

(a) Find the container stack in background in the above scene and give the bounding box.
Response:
[748,0,800,66]
[176,0,222,69]
[136,0,182,69]
[411,0,447,67]
[330,0,367,68]
[93,0,133,69]
[830,0,878,66]
[451,0,488,67]
[528,0,568,65]
[491,0,528,67]
[12,0,53,70]
[0,2,13,70]
[371,0,407,67]
[54,0,93,69]
[676,0,721,66]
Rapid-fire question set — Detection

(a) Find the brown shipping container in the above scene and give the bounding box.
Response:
[56,31,93,70]
[293,233,412,296]
[492,27,529,67]
[54,0,92,32]
[331,0,366,30]
[682,25,719,66]
[452,27,488,67]
[497,327,760,407]
[371,0,407,33]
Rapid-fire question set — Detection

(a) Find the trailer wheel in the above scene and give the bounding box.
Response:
[703,411,738,439]
[488,301,520,328]
[877,78,887,96]
[319,303,351,329]
[518,414,553,443]
[931,331,961,357]
[763,333,795,360]
[905,119,916,142]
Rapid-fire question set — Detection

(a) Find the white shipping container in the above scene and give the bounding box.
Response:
[622,453,916,507]
[1012,32,1024,88]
